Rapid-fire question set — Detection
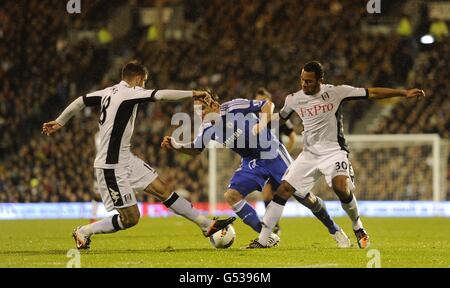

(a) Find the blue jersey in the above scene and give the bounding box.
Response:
[194,99,282,160]
[193,99,293,196]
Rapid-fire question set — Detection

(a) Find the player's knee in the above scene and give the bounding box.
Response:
[120,211,140,229]
[224,189,243,205]
[147,185,171,201]
[261,187,273,202]
[123,216,139,229]
[332,177,349,198]
[262,193,272,202]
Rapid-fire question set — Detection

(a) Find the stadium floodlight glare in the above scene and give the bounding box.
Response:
[420,35,435,45]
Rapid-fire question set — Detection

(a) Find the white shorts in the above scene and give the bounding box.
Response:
[95,155,158,212]
[282,150,355,197]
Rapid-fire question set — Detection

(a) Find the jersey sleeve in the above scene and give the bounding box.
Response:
[153,90,193,101]
[193,123,215,151]
[334,85,368,101]
[55,96,86,126]
[221,99,266,114]
[82,89,107,107]
[125,87,158,103]
[279,94,295,120]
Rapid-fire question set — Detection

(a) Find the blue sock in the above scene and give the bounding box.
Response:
[312,199,340,234]
[233,201,262,233]
[293,194,339,234]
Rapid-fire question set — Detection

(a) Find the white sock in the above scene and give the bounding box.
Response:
[164,192,211,231]
[91,200,98,220]
[258,201,284,246]
[341,194,363,231]
[81,215,124,236]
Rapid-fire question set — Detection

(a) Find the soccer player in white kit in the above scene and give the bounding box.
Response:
[42,61,235,250]
[248,61,425,249]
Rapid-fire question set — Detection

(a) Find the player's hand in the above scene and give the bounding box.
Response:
[406,89,426,99]
[42,121,62,136]
[252,123,264,136]
[161,136,174,150]
[193,90,213,106]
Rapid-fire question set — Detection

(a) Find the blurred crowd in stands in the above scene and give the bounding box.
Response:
[0,0,448,203]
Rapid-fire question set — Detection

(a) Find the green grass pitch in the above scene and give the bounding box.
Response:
[1,217,449,268]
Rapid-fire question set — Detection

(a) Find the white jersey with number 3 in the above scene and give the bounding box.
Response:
[280,84,368,156]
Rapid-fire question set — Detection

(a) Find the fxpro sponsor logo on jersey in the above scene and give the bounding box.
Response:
[299,103,334,118]
[169,107,280,159]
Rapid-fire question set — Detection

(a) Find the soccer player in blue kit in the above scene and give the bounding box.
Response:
[161,93,352,248]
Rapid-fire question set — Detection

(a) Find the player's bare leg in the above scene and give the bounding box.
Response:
[292,193,351,248]
[73,205,139,250]
[145,177,235,237]
[332,175,370,249]
[261,183,281,235]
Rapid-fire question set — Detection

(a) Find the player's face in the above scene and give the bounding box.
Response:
[195,100,219,121]
[300,70,321,95]
[195,101,211,120]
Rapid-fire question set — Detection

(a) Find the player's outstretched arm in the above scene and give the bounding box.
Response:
[252,100,275,135]
[367,88,426,100]
[42,96,86,136]
[161,136,202,156]
[154,90,212,102]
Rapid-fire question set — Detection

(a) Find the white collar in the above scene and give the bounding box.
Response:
[119,80,131,88]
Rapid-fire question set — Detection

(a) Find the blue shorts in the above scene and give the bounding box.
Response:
[228,148,293,197]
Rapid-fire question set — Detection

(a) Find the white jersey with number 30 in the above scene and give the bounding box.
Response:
[280,84,368,156]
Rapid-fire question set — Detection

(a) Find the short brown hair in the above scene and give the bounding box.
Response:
[122,61,148,80]
[255,87,272,100]
[195,89,220,109]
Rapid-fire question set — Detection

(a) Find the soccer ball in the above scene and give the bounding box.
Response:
[209,224,236,249]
